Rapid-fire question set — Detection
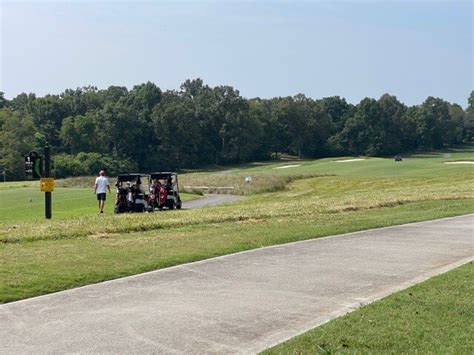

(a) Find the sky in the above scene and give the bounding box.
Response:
[1,0,472,106]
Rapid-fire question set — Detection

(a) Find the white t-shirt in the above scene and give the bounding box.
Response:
[95,176,109,194]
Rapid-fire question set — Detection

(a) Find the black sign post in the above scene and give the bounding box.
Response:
[44,143,52,219]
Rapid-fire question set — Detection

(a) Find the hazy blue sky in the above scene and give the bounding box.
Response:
[1,0,472,106]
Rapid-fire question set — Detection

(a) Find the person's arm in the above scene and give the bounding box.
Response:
[94,178,98,194]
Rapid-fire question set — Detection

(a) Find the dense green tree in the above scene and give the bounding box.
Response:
[0,80,470,180]
[464,91,474,143]
[414,97,451,149]
[446,103,465,145]
[271,96,302,157]
[100,86,129,104]
[0,92,7,108]
[60,86,102,117]
[336,98,380,155]
[152,98,201,169]
[29,95,69,148]
[60,112,99,154]
[179,79,221,164]
[0,109,38,180]
[94,102,141,159]
[124,81,162,113]
[248,99,274,159]
[9,92,36,112]
[321,96,353,134]
[376,94,407,154]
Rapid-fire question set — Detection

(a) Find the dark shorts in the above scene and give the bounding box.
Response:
[97,193,107,201]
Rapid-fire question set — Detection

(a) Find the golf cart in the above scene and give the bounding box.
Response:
[114,173,152,213]
[149,172,182,210]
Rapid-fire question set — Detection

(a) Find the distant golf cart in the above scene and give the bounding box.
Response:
[150,172,182,210]
[114,173,152,213]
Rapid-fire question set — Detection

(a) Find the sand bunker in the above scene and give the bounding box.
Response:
[274,164,302,169]
[333,158,366,163]
[443,161,474,165]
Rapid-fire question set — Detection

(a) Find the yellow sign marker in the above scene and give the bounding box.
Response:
[40,177,55,192]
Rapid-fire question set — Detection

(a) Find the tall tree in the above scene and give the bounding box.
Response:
[29,95,69,148]
[415,97,451,149]
[321,96,353,134]
[337,98,380,155]
[446,103,465,145]
[60,112,99,154]
[464,91,474,143]
[0,92,7,109]
[9,92,36,113]
[152,98,201,169]
[0,109,37,180]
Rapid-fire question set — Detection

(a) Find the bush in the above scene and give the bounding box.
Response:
[54,153,137,178]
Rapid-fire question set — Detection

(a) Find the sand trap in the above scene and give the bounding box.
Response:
[333,158,366,163]
[444,161,474,165]
[274,164,302,169]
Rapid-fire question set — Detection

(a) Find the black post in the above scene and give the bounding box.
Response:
[44,143,52,219]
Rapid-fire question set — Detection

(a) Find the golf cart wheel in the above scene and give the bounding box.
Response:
[176,202,182,210]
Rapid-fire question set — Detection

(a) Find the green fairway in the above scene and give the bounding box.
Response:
[188,148,474,178]
[0,186,200,224]
[263,262,474,354]
[0,188,114,223]
[0,149,473,303]
[179,148,474,194]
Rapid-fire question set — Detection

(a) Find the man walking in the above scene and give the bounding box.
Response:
[94,170,111,214]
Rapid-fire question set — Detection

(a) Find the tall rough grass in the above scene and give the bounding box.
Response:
[180,173,326,195]
[54,174,304,194]
[55,176,96,188]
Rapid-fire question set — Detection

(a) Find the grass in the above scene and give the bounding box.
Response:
[262,262,474,354]
[0,187,200,224]
[180,148,474,194]
[1,199,472,303]
[0,149,473,303]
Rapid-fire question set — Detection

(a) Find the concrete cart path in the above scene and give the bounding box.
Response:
[183,193,242,209]
[1,215,473,354]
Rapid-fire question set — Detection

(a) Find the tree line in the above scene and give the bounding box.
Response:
[0,79,473,180]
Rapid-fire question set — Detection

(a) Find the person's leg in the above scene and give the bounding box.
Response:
[97,193,105,213]
[100,194,106,213]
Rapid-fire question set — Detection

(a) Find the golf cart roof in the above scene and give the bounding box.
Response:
[150,172,177,179]
[116,173,148,182]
